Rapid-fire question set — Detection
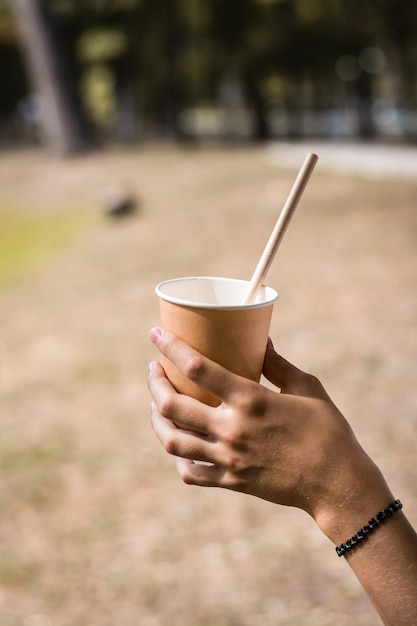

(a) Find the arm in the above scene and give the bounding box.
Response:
[147,327,417,626]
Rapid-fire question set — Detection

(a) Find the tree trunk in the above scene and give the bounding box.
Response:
[112,56,140,144]
[158,0,187,140]
[355,71,376,140]
[11,0,94,155]
[243,68,270,142]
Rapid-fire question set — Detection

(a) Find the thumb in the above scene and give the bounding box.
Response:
[263,348,304,393]
[263,343,328,399]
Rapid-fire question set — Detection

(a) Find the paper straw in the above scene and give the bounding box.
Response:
[243,152,318,305]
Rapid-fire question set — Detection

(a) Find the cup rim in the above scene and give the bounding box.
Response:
[155,276,278,310]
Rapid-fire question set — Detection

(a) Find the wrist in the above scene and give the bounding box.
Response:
[335,499,403,557]
[313,452,394,546]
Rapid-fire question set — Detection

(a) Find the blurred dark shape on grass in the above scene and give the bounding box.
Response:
[102,185,139,219]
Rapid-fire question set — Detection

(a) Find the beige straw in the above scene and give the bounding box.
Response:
[243,152,319,305]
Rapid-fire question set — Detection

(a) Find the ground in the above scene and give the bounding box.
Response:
[1,143,416,626]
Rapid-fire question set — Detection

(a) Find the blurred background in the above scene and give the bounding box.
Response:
[2,0,417,151]
[1,2,417,626]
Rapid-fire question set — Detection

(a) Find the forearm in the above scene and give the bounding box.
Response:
[316,466,417,626]
[345,512,417,626]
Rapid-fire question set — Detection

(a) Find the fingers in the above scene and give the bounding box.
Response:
[149,327,244,405]
[175,458,245,492]
[150,389,234,488]
[176,457,226,487]
[147,359,216,436]
[151,402,217,464]
[149,326,327,404]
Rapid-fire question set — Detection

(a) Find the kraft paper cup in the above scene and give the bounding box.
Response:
[155,277,278,406]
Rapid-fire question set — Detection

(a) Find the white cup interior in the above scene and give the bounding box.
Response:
[156,277,278,309]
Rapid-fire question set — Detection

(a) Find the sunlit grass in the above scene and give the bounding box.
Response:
[0,553,38,587]
[0,208,95,289]
[0,429,72,510]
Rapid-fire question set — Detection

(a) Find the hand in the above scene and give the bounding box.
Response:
[148,327,417,626]
[147,327,392,540]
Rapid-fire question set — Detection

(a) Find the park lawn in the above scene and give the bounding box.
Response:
[0,208,96,289]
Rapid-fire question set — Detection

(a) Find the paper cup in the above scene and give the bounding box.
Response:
[155,277,278,406]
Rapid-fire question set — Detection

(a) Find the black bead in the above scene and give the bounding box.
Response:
[335,500,403,557]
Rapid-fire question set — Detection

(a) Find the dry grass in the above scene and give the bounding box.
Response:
[1,144,416,625]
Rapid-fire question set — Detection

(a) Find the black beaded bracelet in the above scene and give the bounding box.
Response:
[336,499,403,557]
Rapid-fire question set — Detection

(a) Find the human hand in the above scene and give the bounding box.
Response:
[147,327,392,540]
[147,327,417,625]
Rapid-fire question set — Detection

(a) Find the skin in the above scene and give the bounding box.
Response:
[147,327,417,625]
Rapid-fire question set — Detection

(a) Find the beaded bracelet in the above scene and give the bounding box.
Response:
[336,499,403,557]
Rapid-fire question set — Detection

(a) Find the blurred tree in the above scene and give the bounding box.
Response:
[10,0,95,154]
[123,0,192,140]
[205,0,271,141]
[2,0,417,149]
[0,5,28,140]
[76,17,140,143]
[376,0,417,108]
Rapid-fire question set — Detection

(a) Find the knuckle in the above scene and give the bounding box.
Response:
[223,471,246,490]
[182,354,207,381]
[178,468,196,485]
[233,475,247,490]
[303,371,319,385]
[235,391,267,418]
[223,452,244,472]
[222,425,247,447]
[163,431,179,456]
[299,371,325,394]
[158,395,177,419]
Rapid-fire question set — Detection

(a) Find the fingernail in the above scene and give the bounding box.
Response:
[148,361,156,374]
[149,327,162,344]
[150,401,157,414]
